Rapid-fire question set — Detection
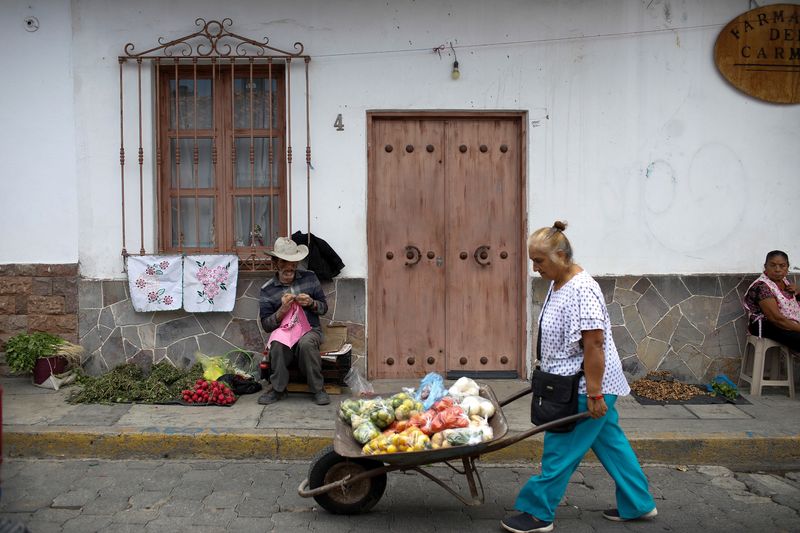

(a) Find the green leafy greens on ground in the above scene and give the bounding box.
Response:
[68,362,204,404]
[709,381,739,403]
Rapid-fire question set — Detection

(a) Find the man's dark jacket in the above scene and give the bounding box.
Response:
[291,231,345,281]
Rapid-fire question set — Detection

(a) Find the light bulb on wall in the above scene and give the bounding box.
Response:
[449,41,460,81]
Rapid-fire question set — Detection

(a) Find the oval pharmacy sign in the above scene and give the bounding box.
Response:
[714,3,800,104]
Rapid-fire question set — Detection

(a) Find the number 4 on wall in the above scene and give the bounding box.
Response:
[334,114,344,131]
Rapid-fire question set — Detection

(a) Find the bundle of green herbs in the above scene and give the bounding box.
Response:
[709,380,739,403]
[68,361,204,404]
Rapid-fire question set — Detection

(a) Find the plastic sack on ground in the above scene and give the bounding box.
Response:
[344,367,375,397]
[33,370,76,391]
[217,373,262,395]
[706,374,739,402]
[415,372,447,410]
[196,354,231,382]
[196,350,258,383]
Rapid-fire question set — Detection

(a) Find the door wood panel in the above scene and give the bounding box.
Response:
[367,114,525,379]
[445,119,521,375]
[367,119,446,378]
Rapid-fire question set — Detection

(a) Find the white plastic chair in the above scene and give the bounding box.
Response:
[739,334,794,398]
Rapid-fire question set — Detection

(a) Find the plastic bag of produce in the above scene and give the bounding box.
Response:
[362,426,431,455]
[353,420,381,444]
[397,426,431,452]
[459,395,496,418]
[344,367,375,397]
[430,405,470,433]
[467,415,494,442]
[366,399,395,429]
[392,395,424,421]
[443,427,486,447]
[382,419,411,435]
[389,390,412,409]
[339,398,363,424]
[196,352,234,382]
[430,431,447,449]
[408,409,437,435]
[432,396,456,412]
[448,376,480,398]
[415,372,447,410]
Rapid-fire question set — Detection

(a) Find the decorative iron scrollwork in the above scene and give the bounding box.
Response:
[122,18,306,59]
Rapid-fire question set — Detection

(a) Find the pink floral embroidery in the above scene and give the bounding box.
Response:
[134,260,172,306]
[195,260,230,305]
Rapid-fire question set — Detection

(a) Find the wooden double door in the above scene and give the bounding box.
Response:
[367,113,526,379]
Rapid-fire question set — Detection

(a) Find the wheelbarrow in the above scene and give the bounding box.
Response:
[297,384,590,514]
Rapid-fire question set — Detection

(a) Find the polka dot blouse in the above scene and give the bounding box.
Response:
[537,271,631,396]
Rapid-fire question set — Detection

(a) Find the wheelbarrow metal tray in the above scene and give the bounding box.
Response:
[333,385,509,466]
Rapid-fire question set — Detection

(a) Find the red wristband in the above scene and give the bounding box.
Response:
[588,394,604,400]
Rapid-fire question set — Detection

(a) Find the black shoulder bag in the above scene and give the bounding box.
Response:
[530,291,584,433]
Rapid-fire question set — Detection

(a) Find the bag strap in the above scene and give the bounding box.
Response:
[534,288,553,371]
[534,286,585,376]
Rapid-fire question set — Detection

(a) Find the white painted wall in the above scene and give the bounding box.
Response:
[0,0,79,264]
[4,0,800,278]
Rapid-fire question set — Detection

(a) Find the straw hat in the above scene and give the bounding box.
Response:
[267,237,309,262]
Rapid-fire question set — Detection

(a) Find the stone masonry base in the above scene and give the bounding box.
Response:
[0,267,775,386]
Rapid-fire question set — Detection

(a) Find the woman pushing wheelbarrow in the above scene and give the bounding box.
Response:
[501,221,657,533]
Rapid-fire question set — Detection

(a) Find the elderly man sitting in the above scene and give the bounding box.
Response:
[259,237,330,406]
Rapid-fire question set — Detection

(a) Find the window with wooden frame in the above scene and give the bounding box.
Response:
[156,63,286,257]
[117,19,312,270]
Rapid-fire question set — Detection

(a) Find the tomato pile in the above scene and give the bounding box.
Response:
[182,379,237,405]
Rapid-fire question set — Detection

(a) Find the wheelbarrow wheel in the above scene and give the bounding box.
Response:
[308,444,387,514]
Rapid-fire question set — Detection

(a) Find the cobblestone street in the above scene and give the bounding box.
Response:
[1,459,799,532]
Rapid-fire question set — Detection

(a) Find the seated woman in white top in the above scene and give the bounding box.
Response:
[743,250,800,351]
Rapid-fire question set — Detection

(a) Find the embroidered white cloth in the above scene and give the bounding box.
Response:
[127,255,183,312]
[183,255,239,312]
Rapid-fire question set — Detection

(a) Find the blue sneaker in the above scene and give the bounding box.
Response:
[500,512,554,533]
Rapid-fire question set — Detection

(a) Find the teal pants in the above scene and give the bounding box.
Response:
[515,394,655,522]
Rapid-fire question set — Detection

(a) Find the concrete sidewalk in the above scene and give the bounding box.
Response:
[2,376,799,469]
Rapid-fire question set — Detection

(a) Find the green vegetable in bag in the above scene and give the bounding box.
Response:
[444,427,485,447]
[339,398,363,423]
[353,420,381,444]
[390,392,412,409]
[196,352,232,382]
[368,402,395,429]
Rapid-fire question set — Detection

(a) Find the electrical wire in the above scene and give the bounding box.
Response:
[311,22,725,59]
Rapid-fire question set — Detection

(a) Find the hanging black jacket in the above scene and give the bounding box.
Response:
[291,231,345,281]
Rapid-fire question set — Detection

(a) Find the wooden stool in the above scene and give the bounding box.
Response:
[740,334,794,398]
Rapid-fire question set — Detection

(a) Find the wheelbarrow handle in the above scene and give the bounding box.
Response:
[497,387,532,407]
[482,411,592,455]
